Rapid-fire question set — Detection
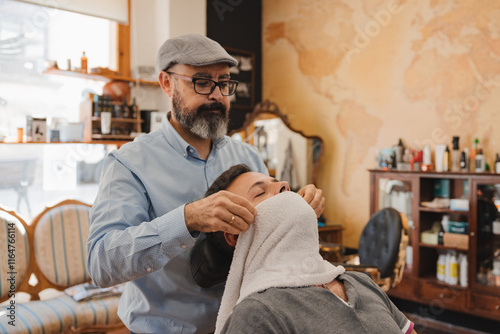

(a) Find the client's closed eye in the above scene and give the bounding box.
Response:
[255,192,265,198]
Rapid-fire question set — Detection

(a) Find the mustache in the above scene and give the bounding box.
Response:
[197,102,228,116]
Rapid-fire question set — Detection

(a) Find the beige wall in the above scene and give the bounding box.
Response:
[262,0,500,247]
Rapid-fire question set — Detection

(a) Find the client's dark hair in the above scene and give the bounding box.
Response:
[205,163,252,256]
[205,163,252,197]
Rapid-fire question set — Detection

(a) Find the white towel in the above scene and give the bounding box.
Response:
[215,191,345,333]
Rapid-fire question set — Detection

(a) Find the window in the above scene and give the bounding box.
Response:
[0,0,117,136]
[0,0,121,219]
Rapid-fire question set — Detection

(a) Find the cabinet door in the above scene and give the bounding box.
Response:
[372,173,416,276]
[471,179,500,293]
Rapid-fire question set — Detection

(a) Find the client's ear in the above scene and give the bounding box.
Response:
[224,233,238,247]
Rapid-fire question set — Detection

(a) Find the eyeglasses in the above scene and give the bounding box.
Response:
[167,72,238,96]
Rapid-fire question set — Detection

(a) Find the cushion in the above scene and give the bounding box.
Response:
[34,204,91,287]
[0,294,121,334]
[0,210,30,301]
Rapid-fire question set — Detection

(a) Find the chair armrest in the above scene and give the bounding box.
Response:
[338,264,381,281]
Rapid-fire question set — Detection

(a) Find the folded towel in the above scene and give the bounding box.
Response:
[215,191,345,333]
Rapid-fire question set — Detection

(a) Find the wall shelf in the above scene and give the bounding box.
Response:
[44,68,159,86]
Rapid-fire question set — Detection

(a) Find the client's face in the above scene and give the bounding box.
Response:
[226,172,290,206]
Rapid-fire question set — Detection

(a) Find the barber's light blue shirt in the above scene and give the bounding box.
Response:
[87,115,267,334]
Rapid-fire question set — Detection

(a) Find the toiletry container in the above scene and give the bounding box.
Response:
[449,252,458,285]
[459,253,468,287]
[437,253,445,281]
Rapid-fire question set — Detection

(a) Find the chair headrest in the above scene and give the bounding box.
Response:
[358,208,402,278]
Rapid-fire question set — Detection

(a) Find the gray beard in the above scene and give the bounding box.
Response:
[172,89,229,140]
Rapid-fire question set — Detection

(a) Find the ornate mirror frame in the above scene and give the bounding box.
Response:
[229,100,324,187]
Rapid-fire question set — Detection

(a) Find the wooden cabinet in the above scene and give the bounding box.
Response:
[369,170,500,321]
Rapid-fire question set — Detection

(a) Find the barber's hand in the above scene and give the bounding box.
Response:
[297,184,325,218]
[184,191,257,235]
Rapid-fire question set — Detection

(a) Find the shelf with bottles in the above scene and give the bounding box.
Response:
[419,247,469,287]
[80,94,143,143]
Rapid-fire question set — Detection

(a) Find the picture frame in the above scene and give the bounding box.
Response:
[224,47,255,109]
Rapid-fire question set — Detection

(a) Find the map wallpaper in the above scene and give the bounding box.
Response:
[262,0,500,247]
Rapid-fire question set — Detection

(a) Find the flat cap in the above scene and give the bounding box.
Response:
[157,34,238,72]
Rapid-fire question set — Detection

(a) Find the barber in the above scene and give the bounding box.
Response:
[86,34,324,334]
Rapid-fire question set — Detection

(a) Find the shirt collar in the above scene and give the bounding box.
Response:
[161,112,228,159]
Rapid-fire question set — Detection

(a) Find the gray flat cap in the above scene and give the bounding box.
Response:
[157,34,238,72]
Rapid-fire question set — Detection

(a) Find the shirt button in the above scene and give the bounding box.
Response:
[181,244,187,249]
[146,268,152,272]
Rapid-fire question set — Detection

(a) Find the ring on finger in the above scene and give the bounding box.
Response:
[228,215,236,224]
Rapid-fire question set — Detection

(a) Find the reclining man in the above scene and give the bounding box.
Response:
[193,164,416,334]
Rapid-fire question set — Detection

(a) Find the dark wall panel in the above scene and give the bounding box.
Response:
[207,0,262,132]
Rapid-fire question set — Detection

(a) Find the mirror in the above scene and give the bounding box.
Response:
[229,100,324,190]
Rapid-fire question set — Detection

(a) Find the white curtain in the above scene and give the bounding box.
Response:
[16,0,129,24]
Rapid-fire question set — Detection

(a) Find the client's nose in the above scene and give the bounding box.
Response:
[278,181,290,193]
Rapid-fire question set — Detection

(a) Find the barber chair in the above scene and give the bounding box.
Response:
[320,208,409,292]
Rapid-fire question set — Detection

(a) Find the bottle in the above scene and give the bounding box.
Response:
[81,51,88,73]
[495,153,500,174]
[445,252,451,283]
[438,223,445,245]
[451,136,460,172]
[470,139,478,172]
[130,98,138,119]
[460,151,466,171]
[463,147,470,172]
[421,144,432,171]
[475,148,485,172]
[493,249,500,287]
[395,139,404,169]
[437,253,446,281]
[121,99,129,118]
[449,252,458,285]
[459,253,468,287]
[443,146,450,172]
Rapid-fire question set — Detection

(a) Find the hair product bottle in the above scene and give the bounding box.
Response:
[459,253,468,287]
[451,136,460,172]
[475,148,485,172]
[437,253,446,281]
[449,252,458,285]
[81,51,88,73]
[443,146,450,172]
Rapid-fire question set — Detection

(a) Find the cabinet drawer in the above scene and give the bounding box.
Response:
[388,277,417,299]
[471,294,500,314]
[419,280,468,309]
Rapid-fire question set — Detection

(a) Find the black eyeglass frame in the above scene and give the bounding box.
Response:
[166,71,239,96]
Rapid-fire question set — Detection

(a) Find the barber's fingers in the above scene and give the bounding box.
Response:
[297,184,315,203]
[221,191,257,225]
[298,184,325,218]
[184,191,256,234]
[312,194,326,218]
